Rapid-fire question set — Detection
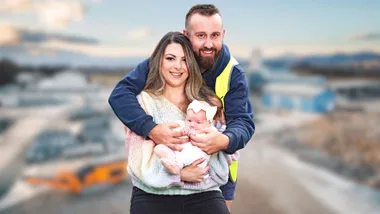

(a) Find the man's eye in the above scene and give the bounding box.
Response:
[197,34,204,38]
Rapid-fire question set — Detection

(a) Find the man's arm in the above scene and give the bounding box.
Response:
[108,58,156,138]
[222,66,255,154]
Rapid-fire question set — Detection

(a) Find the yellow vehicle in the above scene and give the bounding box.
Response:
[24,158,127,194]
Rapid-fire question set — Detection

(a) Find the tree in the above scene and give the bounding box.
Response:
[0,58,19,86]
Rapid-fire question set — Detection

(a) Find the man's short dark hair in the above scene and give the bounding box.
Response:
[185,4,221,30]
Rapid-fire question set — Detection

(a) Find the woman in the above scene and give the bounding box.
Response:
[125,31,231,214]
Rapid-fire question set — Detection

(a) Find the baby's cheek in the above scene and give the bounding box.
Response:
[198,123,209,130]
[189,129,197,136]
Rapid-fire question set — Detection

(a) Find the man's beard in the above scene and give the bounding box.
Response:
[195,47,221,71]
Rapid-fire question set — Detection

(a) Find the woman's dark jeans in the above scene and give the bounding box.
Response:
[130,186,230,214]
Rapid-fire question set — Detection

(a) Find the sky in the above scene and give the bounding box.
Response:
[1,0,380,66]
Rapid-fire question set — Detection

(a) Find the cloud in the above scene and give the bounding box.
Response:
[229,43,380,58]
[85,0,103,4]
[37,39,151,57]
[0,23,98,46]
[0,23,149,58]
[35,1,86,29]
[0,24,21,45]
[27,48,57,56]
[348,33,380,41]
[126,27,153,40]
[19,30,98,44]
[0,0,33,13]
[0,0,86,29]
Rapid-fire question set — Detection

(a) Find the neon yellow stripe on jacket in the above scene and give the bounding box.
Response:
[215,55,239,183]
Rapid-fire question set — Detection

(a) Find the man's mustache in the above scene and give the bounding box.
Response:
[199,47,217,53]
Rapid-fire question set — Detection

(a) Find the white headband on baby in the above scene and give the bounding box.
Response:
[187,100,217,122]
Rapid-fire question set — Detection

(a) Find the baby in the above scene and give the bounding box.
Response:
[154,100,219,175]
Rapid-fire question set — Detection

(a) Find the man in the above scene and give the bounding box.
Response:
[108,4,255,211]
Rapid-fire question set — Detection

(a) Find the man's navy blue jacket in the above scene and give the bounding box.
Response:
[108,44,255,154]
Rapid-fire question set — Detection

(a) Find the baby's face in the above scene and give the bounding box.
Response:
[185,109,210,130]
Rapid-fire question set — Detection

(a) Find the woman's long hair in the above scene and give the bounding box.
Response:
[144,32,224,121]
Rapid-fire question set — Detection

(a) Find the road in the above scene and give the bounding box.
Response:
[1,136,339,214]
[3,89,367,214]
[1,111,343,214]
[0,104,80,201]
[232,136,338,214]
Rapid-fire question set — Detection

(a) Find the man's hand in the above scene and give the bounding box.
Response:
[190,127,229,155]
[148,123,188,151]
[180,158,209,182]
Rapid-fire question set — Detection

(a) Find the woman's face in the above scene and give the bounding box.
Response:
[161,43,189,88]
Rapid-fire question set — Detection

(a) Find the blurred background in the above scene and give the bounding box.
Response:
[1,0,379,214]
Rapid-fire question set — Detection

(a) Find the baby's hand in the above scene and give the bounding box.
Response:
[181,126,191,136]
[181,127,196,136]
[188,129,197,136]
[172,126,189,140]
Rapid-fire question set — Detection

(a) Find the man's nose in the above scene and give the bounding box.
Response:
[204,37,213,49]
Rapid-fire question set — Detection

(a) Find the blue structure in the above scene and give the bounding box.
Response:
[244,54,336,113]
[261,83,336,113]
[244,63,336,113]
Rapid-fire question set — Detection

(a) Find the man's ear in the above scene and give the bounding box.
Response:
[183,29,189,37]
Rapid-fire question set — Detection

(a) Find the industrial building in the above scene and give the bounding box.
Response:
[245,49,336,113]
[261,83,336,113]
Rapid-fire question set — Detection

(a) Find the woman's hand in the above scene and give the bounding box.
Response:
[180,158,210,182]
[148,123,188,151]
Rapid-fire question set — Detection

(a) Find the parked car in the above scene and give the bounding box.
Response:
[0,117,12,134]
[69,105,104,121]
[62,143,105,159]
[78,117,111,144]
[25,129,80,163]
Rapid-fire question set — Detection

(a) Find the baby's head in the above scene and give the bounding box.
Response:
[185,100,217,130]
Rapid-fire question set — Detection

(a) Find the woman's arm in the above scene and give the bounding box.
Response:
[125,128,183,188]
[180,158,209,182]
[108,59,157,138]
[179,152,229,190]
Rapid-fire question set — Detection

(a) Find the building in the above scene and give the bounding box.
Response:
[0,70,100,108]
[328,79,380,112]
[36,70,98,92]
[244,48,336,113]
[80,67,131,86]
[328,79,380,100]
[261,83,336,113]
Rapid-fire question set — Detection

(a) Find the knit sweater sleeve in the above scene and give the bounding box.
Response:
[125,128,181,188]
